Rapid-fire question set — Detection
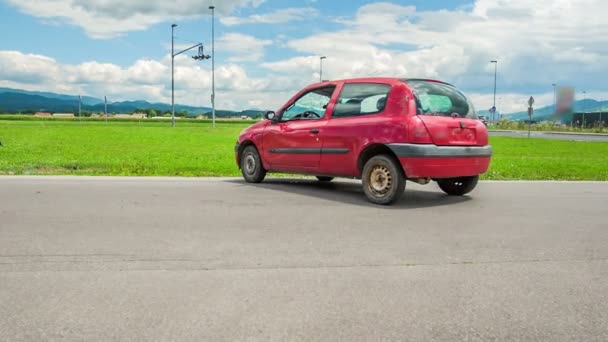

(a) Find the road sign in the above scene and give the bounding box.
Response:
[527,106,534,139]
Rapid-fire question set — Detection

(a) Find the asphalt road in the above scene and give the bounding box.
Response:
[1,177,607,341]
[489,130,608,141]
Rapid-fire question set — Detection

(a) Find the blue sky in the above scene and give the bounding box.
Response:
[0,0,470,65]
[0,0,605,112]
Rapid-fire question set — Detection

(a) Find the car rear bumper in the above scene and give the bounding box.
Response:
[387,144,492,178]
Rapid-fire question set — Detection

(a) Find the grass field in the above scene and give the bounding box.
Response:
[1,120,607,180]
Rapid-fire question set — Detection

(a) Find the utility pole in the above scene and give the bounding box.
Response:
[104,96,108,124]
[171,24,177,128]
[209,5,216,128]
[582,90,587,129]
[490,60,498,124]
[552,83,557,119]
[78,95,82,122]
[600,96,603,127]
[170,24,209,128]
[320,56,326,82]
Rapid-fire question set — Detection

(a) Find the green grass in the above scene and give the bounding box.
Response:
[486,138,608,180]
[0,120,246,176]
[1,120,607,180]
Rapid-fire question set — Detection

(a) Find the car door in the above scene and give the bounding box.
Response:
[320,82,394,176]
[263,86,337,171]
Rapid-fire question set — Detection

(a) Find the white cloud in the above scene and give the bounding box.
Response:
[221,7,318,26]
[5,0,264,38]
[0,51,61,84]
[216,33,273,62]
[0,50,291,110]
[4,1,608,113]
[468,92,555,115]
[260,0,608,111]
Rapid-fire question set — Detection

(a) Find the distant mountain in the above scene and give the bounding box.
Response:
[504,99,608,122]
[0,87,102,105]
[0,88,267,118]
[0,93,81,113]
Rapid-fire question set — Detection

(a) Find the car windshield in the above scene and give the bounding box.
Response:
[405,80,477,119]
[281,87,335,121]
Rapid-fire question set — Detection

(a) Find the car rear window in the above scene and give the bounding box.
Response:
[405,80,477,119]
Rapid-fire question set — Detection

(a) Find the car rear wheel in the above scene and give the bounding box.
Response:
[240,145,266,183]
[362,155,405,205]
[437,176,479,196]
[316,176,334,182]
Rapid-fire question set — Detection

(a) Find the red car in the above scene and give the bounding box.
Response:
[235,78,492,205]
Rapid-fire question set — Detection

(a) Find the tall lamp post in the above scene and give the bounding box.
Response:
[172,24,177,128]
[209,5,216,128]
[171,24,210,128]
[582,90,587,128]
[319,56,326,82]
[552,83,557,112]
[490,60,498,123]
[551,83,557,124]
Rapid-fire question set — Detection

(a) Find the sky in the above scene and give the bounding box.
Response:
[0,0,606,113]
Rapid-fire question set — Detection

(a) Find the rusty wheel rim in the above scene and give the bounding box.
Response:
[368,165,392,196]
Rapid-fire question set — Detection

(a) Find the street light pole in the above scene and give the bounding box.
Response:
[490,60,498,123]
[170,24,209,128]
[171,24,177,128]
[209,5,216,128]
[552,83,557,119]
[600,100,603,127]
[582,90,587,128]
[320,56,326,82]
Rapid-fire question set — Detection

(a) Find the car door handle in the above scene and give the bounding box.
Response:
[310,128,320,134]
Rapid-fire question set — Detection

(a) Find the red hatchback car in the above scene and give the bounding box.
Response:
[235,78,492,205]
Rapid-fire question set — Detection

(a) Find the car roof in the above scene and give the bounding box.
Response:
[307,77,454,88]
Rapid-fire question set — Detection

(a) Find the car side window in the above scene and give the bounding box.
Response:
[280,86,336,121]
[332,83,391,118]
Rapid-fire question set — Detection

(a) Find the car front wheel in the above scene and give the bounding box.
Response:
[437,176,479,196]
[361,155,405,205]
[240,145,266,183]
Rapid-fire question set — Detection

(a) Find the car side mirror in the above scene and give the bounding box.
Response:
[265,111,276,121]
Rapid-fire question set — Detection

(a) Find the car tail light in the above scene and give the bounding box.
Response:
[408,116,433,144]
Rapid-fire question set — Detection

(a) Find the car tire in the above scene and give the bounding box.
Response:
[437,176,479,196]
[240,145,266,183]
[316,176,334,182]
[361,155,405,205]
